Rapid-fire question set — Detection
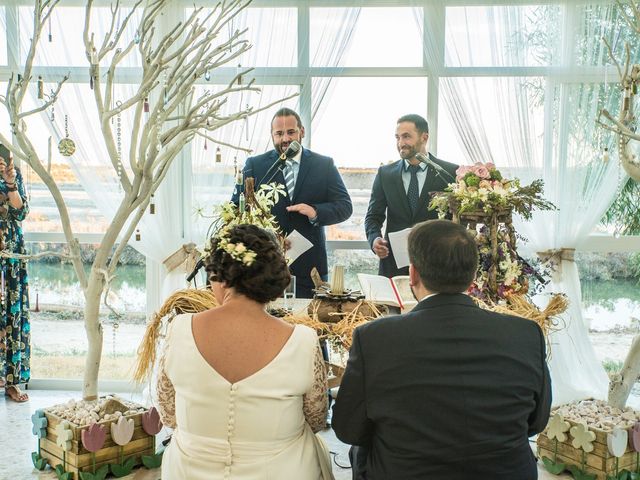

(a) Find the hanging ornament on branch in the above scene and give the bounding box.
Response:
[58,115,76,157]
[216,146,222,163]
[48,15,52,42]
[116,101,123,189]
[150,194,155,215]
[37,76,44,100]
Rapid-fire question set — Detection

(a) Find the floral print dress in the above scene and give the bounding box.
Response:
[0,169,30,386]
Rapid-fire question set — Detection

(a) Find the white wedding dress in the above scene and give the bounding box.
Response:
[157,314,332,479]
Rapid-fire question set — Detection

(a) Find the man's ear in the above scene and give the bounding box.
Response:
[409,263,420,288]
[421,132,429,144]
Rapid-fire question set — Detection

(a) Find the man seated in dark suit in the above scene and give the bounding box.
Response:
[365,114,458,278]
[332,219,552,480]
[232,108,352,298]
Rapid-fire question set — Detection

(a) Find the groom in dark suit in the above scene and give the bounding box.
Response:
[365,114,458,278]
[233,108,352,298]
[332,219,551,480]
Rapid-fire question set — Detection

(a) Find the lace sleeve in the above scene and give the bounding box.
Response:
[156,341,177,429]
[303,343,328,433]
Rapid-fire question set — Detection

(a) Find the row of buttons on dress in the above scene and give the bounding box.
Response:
[224,384,239,479]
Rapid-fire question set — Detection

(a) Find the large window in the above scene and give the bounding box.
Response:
[0,1,633,385]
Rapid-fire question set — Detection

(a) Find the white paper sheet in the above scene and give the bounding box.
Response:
[286,229,313,265]
[388,227,412,268]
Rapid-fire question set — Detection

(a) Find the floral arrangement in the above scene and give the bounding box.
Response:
[429,162,555,220]
[468,225,550,302]
[429,162,554,303]
[212,182,286,234]
[202,181,286,262]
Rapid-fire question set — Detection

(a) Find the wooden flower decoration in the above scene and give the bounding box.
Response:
[570,422,596,453]
[110,416,134,446]
[607,428,628,457]
[629,422,640,452]
[81,423,106,452]
[546,413,570,442]
[141,407,163,436]
[55,420,73,451]
[31,409,48,438]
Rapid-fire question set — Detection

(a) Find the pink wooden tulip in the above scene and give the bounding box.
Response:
[629,422,640,451]
[142,407,163,436]
[81,423,106,453]
[110,417,134,446]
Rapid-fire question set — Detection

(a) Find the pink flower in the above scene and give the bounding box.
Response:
[629,422,640,451]
[110,416,134,446]
[81,423,106,453]
[474,165,490,179]
[485,162,496,170]
[455,165,471,180]
[142,407,163,436]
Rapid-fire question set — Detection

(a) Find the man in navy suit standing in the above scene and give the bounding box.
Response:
[365,114,458,278]
[233,108,352,298]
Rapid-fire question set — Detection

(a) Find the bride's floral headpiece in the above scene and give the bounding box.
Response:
[217,233,257,266]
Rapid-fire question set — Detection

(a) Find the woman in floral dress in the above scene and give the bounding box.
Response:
[0,144,30,402]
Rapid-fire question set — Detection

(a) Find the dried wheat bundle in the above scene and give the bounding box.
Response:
[133,288,218,383]
[475,293,567,355]
[286,300,385,351]
[328,301,385,351]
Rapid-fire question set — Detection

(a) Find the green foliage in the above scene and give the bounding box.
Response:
[542,456,566,475]
[602,359,623,375]
[31,451,48,470]
[603,178,640,235]
[109,456,136,477]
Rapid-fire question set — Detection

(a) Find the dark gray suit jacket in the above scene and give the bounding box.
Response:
[232,148,352,298]
[364,155,458,278]
[332,293,551,480]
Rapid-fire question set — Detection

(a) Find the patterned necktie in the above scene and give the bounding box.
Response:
[407,164,420,214]
[284,160,296,199]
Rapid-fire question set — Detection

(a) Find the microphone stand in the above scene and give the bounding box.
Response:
[416,153,455,183]
[256,152,286,187]
[262,160,286,187]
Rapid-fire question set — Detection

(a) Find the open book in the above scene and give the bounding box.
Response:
[357,273,418,311]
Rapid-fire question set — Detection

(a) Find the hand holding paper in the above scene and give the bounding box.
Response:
[286,230,313,265]
[388,228,412,269]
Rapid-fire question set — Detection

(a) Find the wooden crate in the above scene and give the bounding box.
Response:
[537,419,639,479]
[39,409,155,477]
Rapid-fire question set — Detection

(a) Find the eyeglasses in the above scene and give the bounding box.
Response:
[272,129,300,138]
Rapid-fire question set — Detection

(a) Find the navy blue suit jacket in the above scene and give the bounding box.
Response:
[332,293,551,480]
[232,148,352,298]
[364,155,458,278]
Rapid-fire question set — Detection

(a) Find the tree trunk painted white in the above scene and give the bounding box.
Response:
[608,335,640,409]
[0,0,295,400]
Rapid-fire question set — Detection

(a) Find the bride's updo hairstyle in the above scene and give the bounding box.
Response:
[204,224,291,304]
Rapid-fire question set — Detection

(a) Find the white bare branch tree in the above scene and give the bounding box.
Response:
[598,1,640,182]
[0,0,293,400]
[598,0,640,408]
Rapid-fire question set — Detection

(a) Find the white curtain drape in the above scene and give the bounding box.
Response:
[11,5,361,314]
[416,4,624,404]
[190,6,360,243]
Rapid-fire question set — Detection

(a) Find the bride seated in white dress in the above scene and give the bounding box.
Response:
[156,224,333,479]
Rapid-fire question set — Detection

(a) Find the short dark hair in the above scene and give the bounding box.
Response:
[397,114,429,134]
[408,220,478,293]
[272,107,302,129]
[204,224,291,304]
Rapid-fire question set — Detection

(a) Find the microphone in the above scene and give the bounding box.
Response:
[258,141,301,186]
[186,258,205,283]
[279,140,301,160]
[415,153,455,181]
